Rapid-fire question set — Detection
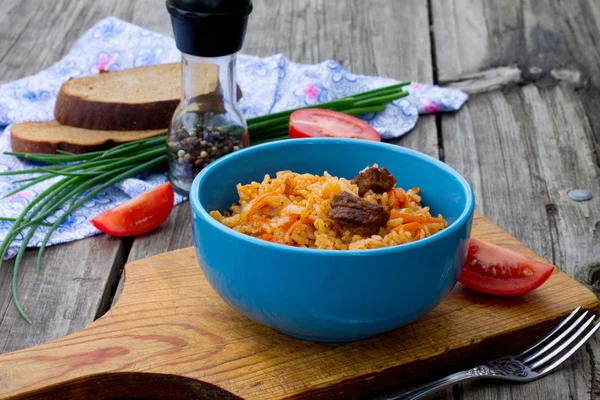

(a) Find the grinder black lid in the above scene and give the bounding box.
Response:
[166,0,253,57]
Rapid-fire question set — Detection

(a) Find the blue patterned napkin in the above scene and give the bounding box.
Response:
[0,17,467,259]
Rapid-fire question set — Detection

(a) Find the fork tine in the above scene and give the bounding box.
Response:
[535,318,600,376]
[516,306,582,358]
[529,314,597,370]
[522,310,589,363]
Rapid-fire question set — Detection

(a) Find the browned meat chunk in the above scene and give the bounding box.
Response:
[327,191,390,236]
[352,167,397,196]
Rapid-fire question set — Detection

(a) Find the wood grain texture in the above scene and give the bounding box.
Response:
[432,1,600,398]
[1,213,598,400]
[0,236,127,354]
[441,89,600,399]
[433,0,600,288]
[111,203,195,307]
[432,0,600,87]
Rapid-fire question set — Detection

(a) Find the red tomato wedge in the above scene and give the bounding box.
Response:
[458,237,554,296]
[91,182,174,237]
[289,109,381,141]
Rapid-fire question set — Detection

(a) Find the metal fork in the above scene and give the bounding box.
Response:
[391,307,600,400]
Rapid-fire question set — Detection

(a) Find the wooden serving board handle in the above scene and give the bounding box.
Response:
[1,212,598,400]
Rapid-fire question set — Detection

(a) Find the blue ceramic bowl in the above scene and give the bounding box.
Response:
[189,139,474,342]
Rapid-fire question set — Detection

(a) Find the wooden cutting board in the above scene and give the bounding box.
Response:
[1,212,598,400]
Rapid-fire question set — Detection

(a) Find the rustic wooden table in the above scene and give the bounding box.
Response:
[1,0,599,399]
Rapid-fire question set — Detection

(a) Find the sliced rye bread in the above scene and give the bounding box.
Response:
[55,63,182,131]
[54,63,242,131]
[11,121,165,154]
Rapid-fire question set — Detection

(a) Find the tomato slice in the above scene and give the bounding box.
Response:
[91,182,174,237]
[289,109,381,141]
[458,237,554,296]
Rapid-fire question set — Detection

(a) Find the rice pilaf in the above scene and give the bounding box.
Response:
[209,165,448,250]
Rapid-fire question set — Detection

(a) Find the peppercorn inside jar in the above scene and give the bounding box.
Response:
[166,107,248,195]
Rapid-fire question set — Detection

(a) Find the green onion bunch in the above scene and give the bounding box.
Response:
[0,82,410,322]
[249,82,409,145]
[0,136,168,322]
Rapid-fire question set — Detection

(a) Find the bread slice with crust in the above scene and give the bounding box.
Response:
[54,63,182,131]
[54,62,243,132]
[10,121,166,154]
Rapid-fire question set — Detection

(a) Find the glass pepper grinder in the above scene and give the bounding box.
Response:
[166,0,253,195]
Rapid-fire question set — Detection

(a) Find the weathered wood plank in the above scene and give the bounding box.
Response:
[433,0,600,398]
[0,236,127,353]
[0,0,85,80]
[368,0,438,158]
[432,0,600,86]
[0,0,167,353]
[432,0,600,271]
[441,86,600,399]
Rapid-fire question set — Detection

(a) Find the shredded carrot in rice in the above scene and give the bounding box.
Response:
[390,210,443,224]
[246,191,283,221]
[282,214,300,229]
[261,233,275,241]
[394,222,423,233]
[388,189,408,209]
[285,218,314,242]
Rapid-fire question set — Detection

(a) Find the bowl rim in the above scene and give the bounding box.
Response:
[189,138,475,256]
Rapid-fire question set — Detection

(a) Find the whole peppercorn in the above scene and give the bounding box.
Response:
[167,120,247,189]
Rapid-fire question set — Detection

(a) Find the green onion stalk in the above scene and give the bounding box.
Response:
[0,82,410,322]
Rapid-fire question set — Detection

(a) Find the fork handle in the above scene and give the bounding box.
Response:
[389,370,479,400]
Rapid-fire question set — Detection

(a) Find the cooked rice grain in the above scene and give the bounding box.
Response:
[210,166,448,250]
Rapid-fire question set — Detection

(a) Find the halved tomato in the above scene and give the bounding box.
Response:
[458,237,554,296]
[289,109,381,141]
[91,182,174,237]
